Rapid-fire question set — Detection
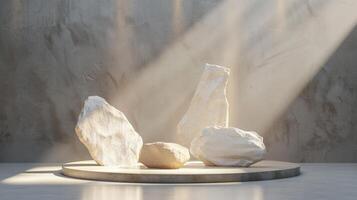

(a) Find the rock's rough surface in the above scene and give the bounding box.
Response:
[190,127,266,167]
[140,142,190,169]
[75,96,143,167]
[177,64,230,147]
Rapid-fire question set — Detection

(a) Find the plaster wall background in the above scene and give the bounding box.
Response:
[0,0,356,162]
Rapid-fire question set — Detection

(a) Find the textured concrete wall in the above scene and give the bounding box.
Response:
[0,0,356,162]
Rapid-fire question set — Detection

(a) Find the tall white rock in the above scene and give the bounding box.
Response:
[177,64,230,147]
[190,127,266,167]
[75,96,143,167]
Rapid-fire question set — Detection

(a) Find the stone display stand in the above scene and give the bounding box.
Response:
[62,160,300,183]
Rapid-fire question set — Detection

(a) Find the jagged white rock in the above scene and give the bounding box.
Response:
[177,64,230,147]
[190,127,266,167]
[75,96,143,167]
[140,142,190,169]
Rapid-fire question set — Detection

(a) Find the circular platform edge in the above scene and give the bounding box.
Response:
[61,161,300,183]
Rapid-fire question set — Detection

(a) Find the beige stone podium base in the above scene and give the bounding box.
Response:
[62,160,300,183]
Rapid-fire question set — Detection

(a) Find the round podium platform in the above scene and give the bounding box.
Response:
[62,160,300,183]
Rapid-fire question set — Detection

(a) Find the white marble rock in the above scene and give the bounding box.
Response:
[190,126,266,167]
[177,64,230,147]
[75,96,143,167]
[140,142,190,169]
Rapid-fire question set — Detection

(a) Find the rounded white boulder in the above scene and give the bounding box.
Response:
[190,126,266,167]
[140,142,190,169]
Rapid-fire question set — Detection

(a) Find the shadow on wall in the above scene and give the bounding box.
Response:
[0,0,356,163]
[0,0,223,162]
[107,0,357,164]
[265,25,357,162]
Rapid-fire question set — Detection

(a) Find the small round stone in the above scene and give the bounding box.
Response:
[139,142,190,169]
